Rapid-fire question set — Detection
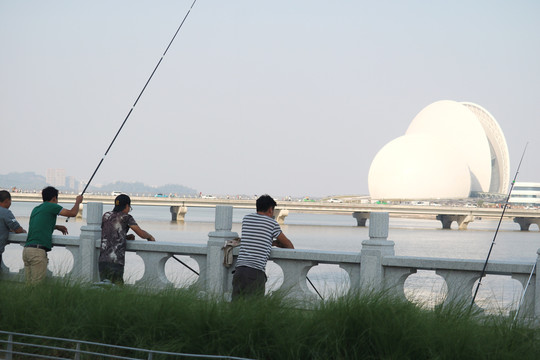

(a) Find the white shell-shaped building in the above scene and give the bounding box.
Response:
[368,100,509,199]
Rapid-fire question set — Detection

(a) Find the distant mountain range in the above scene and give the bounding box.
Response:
[0,172,47,190]
[0,172,198,196]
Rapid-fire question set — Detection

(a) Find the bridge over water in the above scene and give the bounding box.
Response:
[10,193,540,230]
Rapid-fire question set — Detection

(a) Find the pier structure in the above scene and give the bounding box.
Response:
[513,217,540,231]
[10,193,540,230]
[435,214,475,230]
[4,202,540,321]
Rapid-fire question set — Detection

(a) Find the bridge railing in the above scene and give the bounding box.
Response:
[4,203,540,320]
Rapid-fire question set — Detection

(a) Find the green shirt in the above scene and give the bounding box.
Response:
[26,202,63,250]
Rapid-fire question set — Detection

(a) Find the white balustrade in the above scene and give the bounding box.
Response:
[3,203,539,321]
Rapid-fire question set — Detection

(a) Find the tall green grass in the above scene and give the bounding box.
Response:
[0,280,538,359]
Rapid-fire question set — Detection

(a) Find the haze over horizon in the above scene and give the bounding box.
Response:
[2,1,539,198]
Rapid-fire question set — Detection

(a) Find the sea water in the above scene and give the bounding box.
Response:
[4,202,540,311]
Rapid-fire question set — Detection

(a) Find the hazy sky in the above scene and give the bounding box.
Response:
[1,1,539,197]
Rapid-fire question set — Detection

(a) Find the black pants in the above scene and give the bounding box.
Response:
[98,262,125,285]
[231,266,267,301]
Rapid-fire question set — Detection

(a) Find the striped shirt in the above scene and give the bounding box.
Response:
[235,213,282,271]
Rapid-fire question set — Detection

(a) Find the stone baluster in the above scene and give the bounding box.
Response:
[436,270,479,310]
[205,206,239,296]
[135,249,171,289]
[76,202,102,282]
[511,270,535,320]
[273,257,319,302]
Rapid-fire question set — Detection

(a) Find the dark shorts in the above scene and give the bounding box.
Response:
[98,262,125,285]
[232,266,267,301]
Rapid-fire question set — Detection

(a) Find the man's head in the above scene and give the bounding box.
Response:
[113,194,131,213]
[0,190,11,209]
[256,194,277,213]
[42,186,59,202]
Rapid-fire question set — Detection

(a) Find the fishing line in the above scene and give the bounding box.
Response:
[513,262,535,322]
[66,0,199,223]
[81,0,199,196]
[470,142,528,309]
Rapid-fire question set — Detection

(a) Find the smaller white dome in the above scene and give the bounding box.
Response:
[368,134,471,199]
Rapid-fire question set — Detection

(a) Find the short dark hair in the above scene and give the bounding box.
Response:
[42,186,59,202]
[113,194,131,212]
[256,194,277,212]
[0,190,11,203]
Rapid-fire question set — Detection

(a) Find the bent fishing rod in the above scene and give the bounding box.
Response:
[66,0,199,222]
[470,142,528,308]
[83,0,198,196]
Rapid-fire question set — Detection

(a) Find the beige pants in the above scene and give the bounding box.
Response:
[22,247,48,284]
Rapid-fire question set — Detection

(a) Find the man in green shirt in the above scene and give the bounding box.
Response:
[23,186,83,284]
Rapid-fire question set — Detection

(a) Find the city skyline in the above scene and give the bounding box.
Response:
[2,1,539,197]
[1,170,199,196]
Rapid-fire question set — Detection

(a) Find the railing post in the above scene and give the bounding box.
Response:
[77,202,102,283]
[6,333,13,360]
[360,212,394,291]
[534,248,540,320]
[206,206,238,296]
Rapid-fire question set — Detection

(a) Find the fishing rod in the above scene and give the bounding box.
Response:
[66,0,199,222]
[172,255,199,276]
[307,276,323,300]
[81,0,199,197]
[470,142,528,308]
[172,254,324,300]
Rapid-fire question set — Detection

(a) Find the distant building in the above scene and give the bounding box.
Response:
[368,100,510,200]
[46,169,66,187]
[67,176,76,189]
[509,182,540,207]
[66,176,83,191]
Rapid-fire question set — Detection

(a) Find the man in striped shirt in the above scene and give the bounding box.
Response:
[232,194,294,300]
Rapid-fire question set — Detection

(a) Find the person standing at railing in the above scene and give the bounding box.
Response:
[22,186,83,284]
[98,194,155,285]
[232,194,294,300]
[0,190,27,272]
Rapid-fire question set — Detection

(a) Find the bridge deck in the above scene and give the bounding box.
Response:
[10,193,540,219]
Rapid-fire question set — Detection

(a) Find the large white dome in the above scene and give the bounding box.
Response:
[406,100,492,192]
[369,134,471,199]
[368,100,509,200]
